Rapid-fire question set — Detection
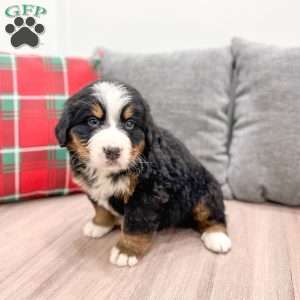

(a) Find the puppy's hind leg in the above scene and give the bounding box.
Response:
[193,186,231,253]
[83,202,117,238]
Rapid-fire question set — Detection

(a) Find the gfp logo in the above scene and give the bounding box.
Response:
[4,4,46,48]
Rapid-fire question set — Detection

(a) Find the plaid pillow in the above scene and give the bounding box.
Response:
[0,53,99,202]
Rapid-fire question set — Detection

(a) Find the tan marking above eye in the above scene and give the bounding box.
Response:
[123,104,134,120]
[91,103,104,119]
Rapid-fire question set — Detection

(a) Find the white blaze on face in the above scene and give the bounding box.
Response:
[87,82,132,171]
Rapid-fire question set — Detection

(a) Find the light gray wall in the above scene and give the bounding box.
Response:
[0,0,300,56]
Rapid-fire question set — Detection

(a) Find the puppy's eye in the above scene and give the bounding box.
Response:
[124,119,135,130]
[87,117,100,128]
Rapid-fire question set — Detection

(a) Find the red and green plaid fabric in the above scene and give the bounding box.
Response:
[0,53,99,202]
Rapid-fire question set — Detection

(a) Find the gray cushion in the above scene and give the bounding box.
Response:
[228,38,300,206]
[94,48,232,194]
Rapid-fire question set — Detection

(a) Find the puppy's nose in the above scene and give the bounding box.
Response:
[103,147,121,161]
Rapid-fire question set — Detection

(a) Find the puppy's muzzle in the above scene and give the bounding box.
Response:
[103,146,122,161]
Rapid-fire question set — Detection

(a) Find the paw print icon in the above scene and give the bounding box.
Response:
[5,16,45,48]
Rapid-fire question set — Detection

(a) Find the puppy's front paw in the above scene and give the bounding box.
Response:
[83,221,112,238]
[201,231,232,253]
[109,246,138,267]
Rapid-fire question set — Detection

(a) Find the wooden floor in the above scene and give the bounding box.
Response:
[1,194,300,300]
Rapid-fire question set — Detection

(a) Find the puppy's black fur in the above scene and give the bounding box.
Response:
[55,80,226,236]
[110,122,226,234]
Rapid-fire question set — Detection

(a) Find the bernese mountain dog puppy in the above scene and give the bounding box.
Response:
[55,80,231,267]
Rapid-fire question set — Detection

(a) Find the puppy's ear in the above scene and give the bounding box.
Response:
[55,105,71,147]
[144,102,155,147]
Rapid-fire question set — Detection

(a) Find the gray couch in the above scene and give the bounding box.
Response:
[96,37,300,206]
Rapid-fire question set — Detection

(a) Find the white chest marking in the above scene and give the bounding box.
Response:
[77,172,129,216]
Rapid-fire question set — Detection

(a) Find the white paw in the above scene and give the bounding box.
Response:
[109,246,138,267]
[83,221,112,238]
[201,231,232,253]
